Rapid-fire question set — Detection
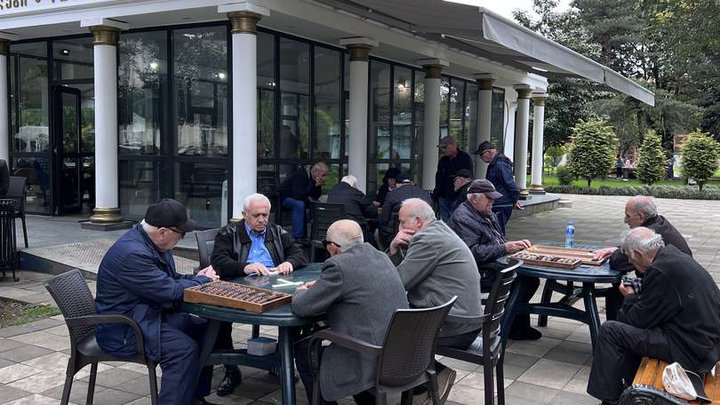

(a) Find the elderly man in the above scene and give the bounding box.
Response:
[211,193,308,395]
[327,175,378,226]
[474,140,521,234]
[293,220,408,405]
[593,195,691,320]
[96,199,219,405]
[434,136,473,221]
[587,227,720,405]
[388,198,483,402]
[279,161,330,240]
[377,174,432,248]
[448,179,540,340]
[451,168,473,211]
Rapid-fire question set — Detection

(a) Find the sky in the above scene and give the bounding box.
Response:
[446,0,572,20]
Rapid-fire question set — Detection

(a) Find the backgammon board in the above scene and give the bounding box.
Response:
[184,281,292,313]
[512,244,608,268]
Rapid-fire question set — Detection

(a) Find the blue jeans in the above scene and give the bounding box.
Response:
[282,197,306,239]
[438,197,455,222]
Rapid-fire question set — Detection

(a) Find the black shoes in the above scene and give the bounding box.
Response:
[508,325,543,341]
[216,369,242,396]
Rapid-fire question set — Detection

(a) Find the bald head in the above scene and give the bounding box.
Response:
[398,198,436,233]
[326,219,364,253]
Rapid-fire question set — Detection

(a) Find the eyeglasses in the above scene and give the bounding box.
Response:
[167,227,186,239]
[323,239,341,248]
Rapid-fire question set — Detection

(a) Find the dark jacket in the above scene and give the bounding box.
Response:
[434,150,473,200]
[211,220,307,280]
[448,201,507,289]
[95,224,212,361]
[327,182,378,224]
[292,243,409,400]
[0,159,9,196]
[378,183,432,228]
[486,154,518,207]
[278,167,321,202]
[451,181,471,211]
[609,215,692,273]
[619,245,720,373]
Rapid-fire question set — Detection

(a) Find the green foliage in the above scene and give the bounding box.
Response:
[544,144,567,171]
[567,118,618,187]
[544,184,720,200]
[681,130,720,191]
[555,165,574,185]
[636,131,667,185]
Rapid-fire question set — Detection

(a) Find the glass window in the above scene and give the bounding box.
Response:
[173,26,228,157]
[393,66,412,160]
[465,82,478,152]
[53,38,94,81]
[11,42,49,154]
[449,79,465,146]
[279,38,310,160]
[13,157,51,214]
[119,31,167,156]
[370,60,391,160]
[314,46,342,161]
[414,70,425,169]
[176,162,228,228]
[119,160,167,218]
[257,32,275,159]
[439,77,449,140]
[492,88,506,151]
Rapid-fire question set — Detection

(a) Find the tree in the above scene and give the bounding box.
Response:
[636,130,666,185]
[681,130,720,191]
[567,118,617,186]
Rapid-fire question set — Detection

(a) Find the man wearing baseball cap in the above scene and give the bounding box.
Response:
[448,180,541,340]
[95,199,220,405]
[434,136,473,221]
[474,141,522,234]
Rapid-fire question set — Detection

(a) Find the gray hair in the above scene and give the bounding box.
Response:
[621,226,665,258]
[243,193,271,211]
[341,175,358,188]
[628,195,657,218]
[140,219,158,234]
[401,198,436,222]
[311,161,329,176]
[326,219,364,252]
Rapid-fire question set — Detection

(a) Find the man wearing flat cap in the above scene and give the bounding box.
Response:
[434,136,473,222]
[451,169,473,211]
[448,180,541,340]
[474,141,521,234]
[96,199,220,405]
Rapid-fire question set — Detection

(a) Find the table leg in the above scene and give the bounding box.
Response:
[582,282,601,348]
[278,326,296,405]
[195,319,220,384]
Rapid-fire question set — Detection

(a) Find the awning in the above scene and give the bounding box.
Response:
[312,0,655,106]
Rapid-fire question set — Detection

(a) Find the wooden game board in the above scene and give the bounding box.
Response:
[522,244,608,266]
[184,281,292,313]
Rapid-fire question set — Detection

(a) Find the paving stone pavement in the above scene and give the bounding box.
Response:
[0,194,718,405]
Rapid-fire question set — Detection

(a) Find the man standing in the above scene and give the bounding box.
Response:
[279,161,330,240]
[210,193,308,395]
[388,198,484,401]
[448,179,539,340]
[95,199,219,405]
[434,136,473,222]
[474,141,521,234]
[587,227,720,405]
[293,220,408,405]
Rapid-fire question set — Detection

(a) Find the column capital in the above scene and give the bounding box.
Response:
[340,37,378,62]
[419,58,449,79]
[89,26,121,46]
[227,12,262,34]
[474,74,495,90]
[532,92,548,106]
[0,40,9,56]
[514,84,533,99]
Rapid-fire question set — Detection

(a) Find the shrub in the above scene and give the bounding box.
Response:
[681,130,720,191]
[556,165,574,185]
[636,130,667,185]
[544,185,720,200]
[567,118,618,187]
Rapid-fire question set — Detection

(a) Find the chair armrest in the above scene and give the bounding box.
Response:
[309,329,382,358]
[445,314,486,325]
[66,314,146,356]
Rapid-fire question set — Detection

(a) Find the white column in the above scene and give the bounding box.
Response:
[474,74,494,179]
[513,85,532,200]
[221,3,269,221]
[530,93,548,194]
[340,37,376,193]
[0,40,9,162]
[419,59,448,191]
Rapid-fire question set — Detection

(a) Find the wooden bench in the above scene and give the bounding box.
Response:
[619,357,720,404]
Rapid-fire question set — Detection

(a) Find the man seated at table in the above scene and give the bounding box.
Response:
[211,193,308,396]
[388,198,483,402]
[95,199,219,405]
[327,174,378,240]
[587,227,720,405]
[377,173,432,249]
[293,220,408,405]
[592,195,691,320]
[279,161,330,240]
[447,179,539,340]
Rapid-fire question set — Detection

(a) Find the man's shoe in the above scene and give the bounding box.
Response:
[216,369,242,396]
[508,326,542,341]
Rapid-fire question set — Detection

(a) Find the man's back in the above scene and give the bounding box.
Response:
[610,215,692,272]
[380,184,432,226]
[486,154,518,206]
[279,168,319,201]
[327,182,378,224]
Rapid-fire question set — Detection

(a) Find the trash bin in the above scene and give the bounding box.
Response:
[0,199,18,281]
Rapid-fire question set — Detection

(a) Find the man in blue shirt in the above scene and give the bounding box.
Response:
[211,193,308,395]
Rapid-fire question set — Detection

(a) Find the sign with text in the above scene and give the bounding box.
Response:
[0,0,116,15]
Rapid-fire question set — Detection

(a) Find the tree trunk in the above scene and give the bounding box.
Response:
[587,178,592,187]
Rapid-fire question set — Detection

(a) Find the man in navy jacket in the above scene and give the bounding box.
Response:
[475,141,521,234]
[95,199,219,405]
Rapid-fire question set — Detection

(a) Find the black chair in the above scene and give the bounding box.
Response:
[309,202,346,261]
[436,259,521,405]
[6,176,28,248]
[308,296,458,405]
[44,269,158,405]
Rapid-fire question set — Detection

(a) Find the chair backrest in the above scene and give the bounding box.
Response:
[44,269,97,345]
[6,176,26,212]
[482,259,521,345]
[195,228,220,269]
[309,202,346,242]
[376,296,457,387]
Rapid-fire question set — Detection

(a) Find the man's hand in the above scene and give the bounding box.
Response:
[514,201,524,210]
[197,265,219,281]
[389,228,415,256]
[619,282,635,297]
[296,281,316,291]
[593,247,618,260]
[244,263,270,276]
[274,262,294,275]
[504,239,532,254]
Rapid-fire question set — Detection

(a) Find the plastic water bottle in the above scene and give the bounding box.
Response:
[565,220,575,248]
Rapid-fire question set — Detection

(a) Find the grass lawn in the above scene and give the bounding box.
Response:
[540,175,720,189]
[0,299,61,328]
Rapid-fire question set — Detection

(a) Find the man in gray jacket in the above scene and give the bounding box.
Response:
[293,220,408,404]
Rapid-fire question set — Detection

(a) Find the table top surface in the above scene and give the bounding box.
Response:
[181,263,323,326]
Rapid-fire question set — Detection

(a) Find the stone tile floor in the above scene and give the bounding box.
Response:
[0,194,719,404]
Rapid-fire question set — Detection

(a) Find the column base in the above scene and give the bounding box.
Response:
[529,184,546,195]
[89,207,124,223]
[518,189,531,200]
[81,220,134,231]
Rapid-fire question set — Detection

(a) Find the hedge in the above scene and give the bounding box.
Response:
[544,185,720,200]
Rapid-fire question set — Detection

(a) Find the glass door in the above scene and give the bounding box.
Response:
[52,87,83,215]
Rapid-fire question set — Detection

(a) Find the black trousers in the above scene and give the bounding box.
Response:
[604,283,623,321]
[215,321,240,373]
[484,275,539,332]
[492,206,513,235]
[587,320,672,403]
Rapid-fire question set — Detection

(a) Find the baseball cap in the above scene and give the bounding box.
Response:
[438,136,456,147]
[455,169,473,179]
[144,198,197,233]
[474,140,496,155]
[395,173,413,184]
[467,179,503,199]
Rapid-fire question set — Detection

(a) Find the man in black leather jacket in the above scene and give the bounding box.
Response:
[210,193,308,396]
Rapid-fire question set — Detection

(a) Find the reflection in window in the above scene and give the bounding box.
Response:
[492,88,506,151]
[279,38,310,160]
[314,47,342,160]
[439,77,449,141]
[257,32,275,158]
[465,83,478,152]
[176,162,227,228]
[11,42,50,154]
[393,66,412,160]
[449,79,465,145]
[12,157,51,214]
[119,31,167,155]
[173,26,228,157]
[370,61,391,160]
